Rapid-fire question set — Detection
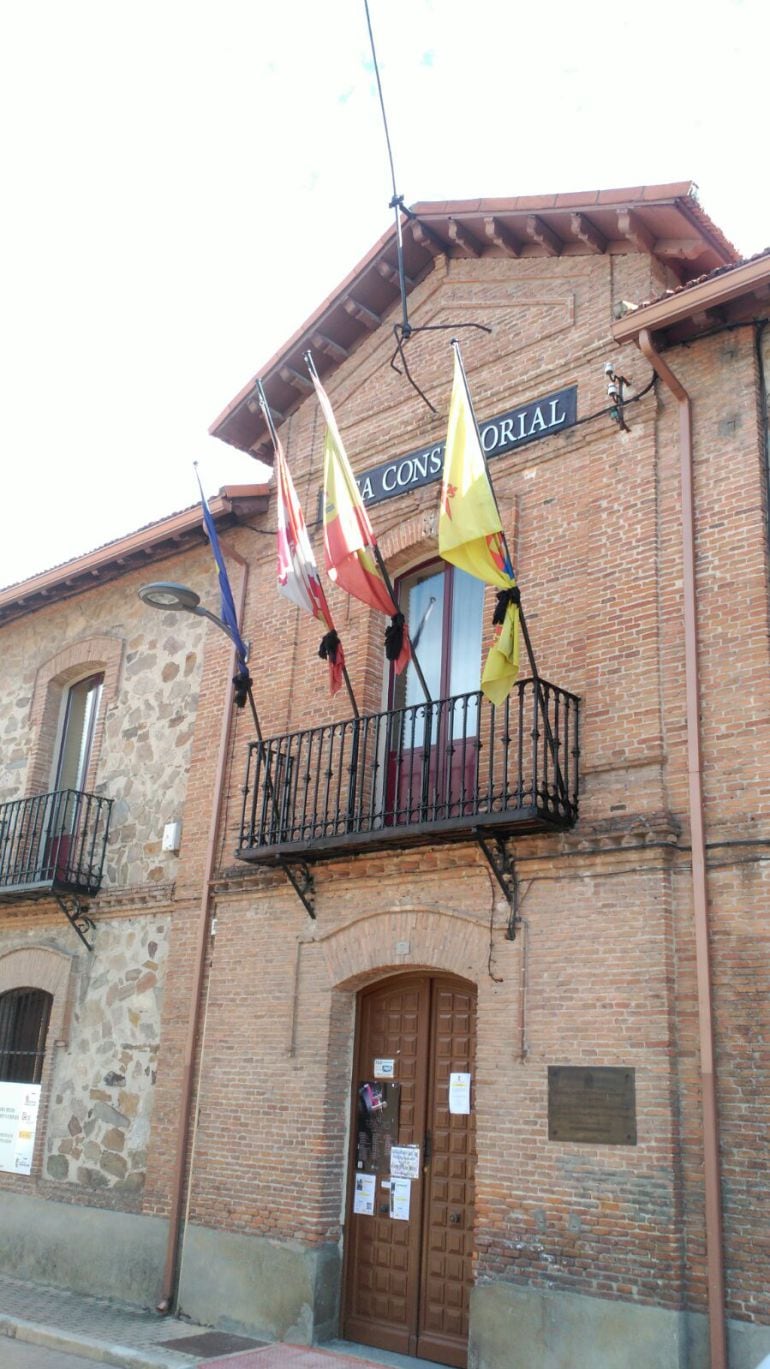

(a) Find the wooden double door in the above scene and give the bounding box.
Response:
[343,974,476,1368]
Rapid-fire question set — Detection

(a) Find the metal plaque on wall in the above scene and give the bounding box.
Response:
[548,1067,637,1145]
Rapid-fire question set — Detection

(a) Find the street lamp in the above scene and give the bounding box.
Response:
[138,581,244,653]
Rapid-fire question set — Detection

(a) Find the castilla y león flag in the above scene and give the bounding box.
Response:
[274,434,345,695]
[310,367,410,675]
[439,346,519,705]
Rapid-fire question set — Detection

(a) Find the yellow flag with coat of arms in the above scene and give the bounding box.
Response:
[439,347,519,705]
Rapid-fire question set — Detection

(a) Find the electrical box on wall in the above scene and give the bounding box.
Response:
[162,821,181,853]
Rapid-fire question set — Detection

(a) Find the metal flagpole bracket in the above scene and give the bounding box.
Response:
[477,837,519,940]
[55,895,96,951]
[280,858,316,920]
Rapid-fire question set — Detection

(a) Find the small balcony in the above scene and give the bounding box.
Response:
[237,678,579,865]
[0,789,113,903]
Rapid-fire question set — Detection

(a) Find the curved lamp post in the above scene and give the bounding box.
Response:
[138,581,244,653]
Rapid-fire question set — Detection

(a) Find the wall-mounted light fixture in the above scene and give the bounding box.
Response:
[138,581,243,651]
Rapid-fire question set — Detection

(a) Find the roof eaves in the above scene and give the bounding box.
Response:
[612,251,770,344]
[0,485,270,624]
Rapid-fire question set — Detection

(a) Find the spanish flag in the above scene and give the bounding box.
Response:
[274,434,345,695]
[439,346,519,705]
[310,368,410,675]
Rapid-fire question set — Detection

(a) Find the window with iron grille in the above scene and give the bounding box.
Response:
[0,989,52,1084]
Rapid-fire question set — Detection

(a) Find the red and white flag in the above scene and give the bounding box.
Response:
[275,434,345,695]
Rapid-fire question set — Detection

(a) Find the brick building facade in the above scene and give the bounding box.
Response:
[1,184,768,1369]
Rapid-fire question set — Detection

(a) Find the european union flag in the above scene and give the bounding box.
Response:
[195,467,249,670]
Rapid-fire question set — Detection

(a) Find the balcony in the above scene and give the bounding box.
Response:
[0,789,113,903]
[237,678,579,865]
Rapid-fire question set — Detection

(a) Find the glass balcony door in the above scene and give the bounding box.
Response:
[46,673,104,880]
[388,563,484,823]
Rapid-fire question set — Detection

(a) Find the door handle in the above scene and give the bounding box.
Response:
[449,1211,462,1224]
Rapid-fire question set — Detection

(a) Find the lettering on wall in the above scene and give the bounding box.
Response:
[355,385,577,508]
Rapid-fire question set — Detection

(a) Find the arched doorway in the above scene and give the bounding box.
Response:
[342,972,476,1368]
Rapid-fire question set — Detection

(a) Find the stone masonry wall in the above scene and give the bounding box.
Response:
[0,909,169,1204]
[0,542,216,894]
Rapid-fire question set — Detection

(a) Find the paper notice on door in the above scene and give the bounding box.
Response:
[353,1172,376,1215]
[449,1072,472,1114]
[389,1144,420,1179]
[389,1178,411,1220]
[373,1058,395,1079]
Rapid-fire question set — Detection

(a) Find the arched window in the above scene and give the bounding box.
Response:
[0,988,53,1084]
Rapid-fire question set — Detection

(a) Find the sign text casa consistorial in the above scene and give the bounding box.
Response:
[357,385,577,508]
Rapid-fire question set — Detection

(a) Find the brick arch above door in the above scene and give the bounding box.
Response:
[316,907,489,991]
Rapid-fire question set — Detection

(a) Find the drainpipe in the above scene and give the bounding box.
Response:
[637,329,726,1369]
[156,547,249,1312]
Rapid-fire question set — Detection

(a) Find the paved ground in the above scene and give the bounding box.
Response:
[2,1340,115,1369]
[0,1271,452,1369]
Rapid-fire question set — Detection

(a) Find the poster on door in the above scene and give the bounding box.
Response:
[0,1082,41,1175]
[355,1080,400,1173]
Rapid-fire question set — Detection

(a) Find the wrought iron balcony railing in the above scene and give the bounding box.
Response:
[0,789,113,902]
[238,678,579,864]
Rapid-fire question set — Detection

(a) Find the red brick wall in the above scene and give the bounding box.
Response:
[143,253,770,1327]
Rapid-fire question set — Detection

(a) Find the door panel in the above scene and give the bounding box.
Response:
[343,974,476,1368]
[419,984,475,1364]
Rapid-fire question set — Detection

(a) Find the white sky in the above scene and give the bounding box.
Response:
[1,0,766,590]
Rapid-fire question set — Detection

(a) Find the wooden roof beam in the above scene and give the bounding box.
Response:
[376,260,414,291]
[570,212,607,255]
[311,330,350,363]
[617,209,655,254]
[653,238,705,261]
[279,365,314,395]
[484,216,521,256]
[343,295,381,330]
[411,220,450,256]
[525,215,562,257]
[448,218,483,257]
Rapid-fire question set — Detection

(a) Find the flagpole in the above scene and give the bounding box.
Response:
[304,352,433,706]
[451,342,569,803]
[256,381,360,719]
[450,339,541,685]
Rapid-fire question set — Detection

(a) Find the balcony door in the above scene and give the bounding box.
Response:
[46,673,104,879]
[54,673,103,793]
[388,563,484,823]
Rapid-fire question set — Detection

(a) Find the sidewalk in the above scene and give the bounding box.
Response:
[0,1271,449,1369]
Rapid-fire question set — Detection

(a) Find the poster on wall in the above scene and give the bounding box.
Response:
[0,1082,41,1175]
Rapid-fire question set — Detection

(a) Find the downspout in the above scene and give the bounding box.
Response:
[637,329,727,1369]
[156,546,249,1312]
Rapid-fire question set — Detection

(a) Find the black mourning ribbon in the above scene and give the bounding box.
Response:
[384,612,406,662]
[318,629,340,664]
[492,586,521,626]
[232,668,252,709]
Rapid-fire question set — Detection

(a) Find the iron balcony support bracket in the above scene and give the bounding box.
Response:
[280,858,316,920]
[477,836,519,940]
[55,895,96,951]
